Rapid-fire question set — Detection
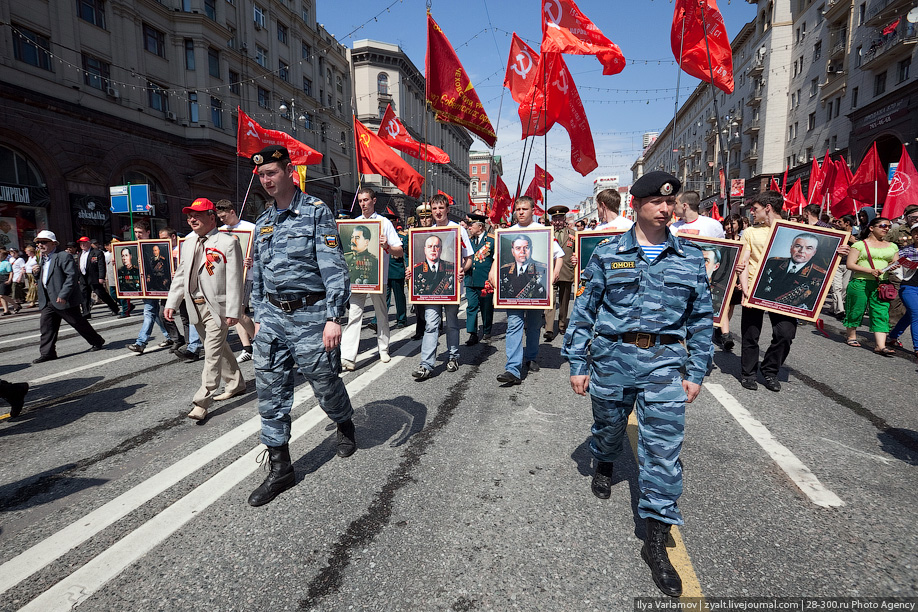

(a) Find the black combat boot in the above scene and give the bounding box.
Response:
[336,419,357,457]
[1,381,29,418]
[591,461,614,499]
[641,518,683,597]
[248,444,296,507]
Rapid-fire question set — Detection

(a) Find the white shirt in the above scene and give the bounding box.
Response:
[444,220,474,257]
[671,216,725,239]
[220,220,256,232]
[42,249,55,286]
[104,251,116,287]
[79,249,90,274]
[509,223,565,260]
[11,257,25,282]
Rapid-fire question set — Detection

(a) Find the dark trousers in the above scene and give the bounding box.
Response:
[81,277,119,315]
[163,301,191,344]
[386,278,407,325]
[465,286,494,335]
[740,306,797,379]
[39,303,105,357]
[548,281,573,334]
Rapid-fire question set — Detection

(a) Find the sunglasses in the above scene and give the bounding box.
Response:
[875,224,892,229]
[35,240,51,244]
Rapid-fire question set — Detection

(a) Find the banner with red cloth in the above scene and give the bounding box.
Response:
[540,0,625,75]
[504,34,541,104]
[784,178,806,213]
[883,145,918,219]
[378,104,450,164]
[489,174,513,224]
[535,165,554,191]
[848,143,888,206]
[236,107,323,165]
[830,159,857,218]
[354,117,423,198]
[671,0,735,94]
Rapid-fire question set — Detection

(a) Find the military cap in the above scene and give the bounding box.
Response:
[631,171,681,199]
[183,197,215,214]
[547,205,570,217]
[904,205,918,216]
[382,212,399,222]
[416,202,432,217]
[66,241,77,249]
[251,145,290,167]
[467,212,488,223]
[336,209,354,219]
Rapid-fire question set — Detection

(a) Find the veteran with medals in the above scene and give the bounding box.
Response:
[545,204,576,341]
[757,233,825,309]
[465,212,494,345]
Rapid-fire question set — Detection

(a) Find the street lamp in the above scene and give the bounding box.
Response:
[279,100,307,136]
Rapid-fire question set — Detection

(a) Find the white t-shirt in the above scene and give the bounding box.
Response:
[671,216,725,239]
[596,216,633,231]
[358,212,403,284]
[220,220,256,231]
[104,251,116,287]
[11,257,25,282]
[445,220,474,257]
[509,223,565,260]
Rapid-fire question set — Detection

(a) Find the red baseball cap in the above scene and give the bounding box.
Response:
[182,198,215,215]
[78,236,91,242]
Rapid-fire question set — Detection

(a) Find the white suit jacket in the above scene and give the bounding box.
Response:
[166,229,243,324]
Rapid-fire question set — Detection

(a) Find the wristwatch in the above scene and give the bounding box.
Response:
[326,316,346,324]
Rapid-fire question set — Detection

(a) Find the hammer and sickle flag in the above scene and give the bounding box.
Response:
[354,117,424,198]
[541,0,625,76]
[378,104,451,164]
[425,13,497,147]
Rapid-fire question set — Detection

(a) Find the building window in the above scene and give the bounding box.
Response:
[806,147,813,162]
[813,41,821,61]
[834,97,841,118]
[851,86,859,108]
[302,43,312,61]
[189,92,199,122]
[184,40,195,70]
[148,81,168,112]
[855,46,862,68]
[278,60,289,82]
[874,71,887,97]
[208,48,220,78]
[303,112,313,130]
[229,70,240,95]
[204,0,216,20]
[831,135,837,151]
[302,6,310,25]
[77,0,106,28]
[808,112,815,131]
[377,73,389,95]
[82,54,110,90]
[336,74,343,94]
[826,101,833,122]
[337,100,343,115]
[481,181,487,192]
[277,22,288,45]
[255,45,267,68]
[303,77,312,96]
[211,96,223,127]
[858,2,865,25]
[144,24,166,58]
[13,26,53,71]
[257,86,270,109]
[326,68,332,85]
[811,78,819,96]
[227,27,237,50]
[253,4,265,29]
[897,57,911,83]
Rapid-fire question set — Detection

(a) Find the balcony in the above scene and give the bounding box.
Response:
[729,137,742,151]
[743,118,761,134]
[742,149,759,165]
[706,112,717,124]
[747,57,765,76]
[820,65,848,100]
[823,0,852,24]
[745,87,764,106]
[865,0,913,26]
[705,129,717,143]
[860,22,918,70]
[829,27,848,58]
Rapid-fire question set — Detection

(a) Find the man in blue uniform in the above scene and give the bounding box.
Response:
[562,171,714,597]
[247,145,356,507]
[465,212,494,345]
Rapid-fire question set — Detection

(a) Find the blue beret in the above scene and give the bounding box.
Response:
[631,171,681,199]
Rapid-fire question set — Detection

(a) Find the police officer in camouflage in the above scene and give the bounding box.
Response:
[247,145,356,507]
[562,171,714,597]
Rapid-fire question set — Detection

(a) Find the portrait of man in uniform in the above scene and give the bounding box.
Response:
[337,220,382,293]
[408,227,460,303]
[495,228,553,308]
[747,221,846,320]
[678,235,744,326]
[115,242,142,298]
[140,240,173,296]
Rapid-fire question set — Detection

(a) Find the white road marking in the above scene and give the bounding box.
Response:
[819,437,894,465]
[17,339,414,611]
[0,325,417,598]
[0,316,127,346]
[704,382,845,508]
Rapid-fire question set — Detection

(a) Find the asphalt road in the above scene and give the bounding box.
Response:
[1,301,917,611]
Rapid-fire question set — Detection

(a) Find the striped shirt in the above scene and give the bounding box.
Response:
[640,244,666,262]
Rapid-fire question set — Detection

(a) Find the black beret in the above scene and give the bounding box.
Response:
[631,171,681,199]
[252,145,290,167]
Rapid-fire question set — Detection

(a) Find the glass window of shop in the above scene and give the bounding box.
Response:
[116,171,169,238]
[0,145,49,250]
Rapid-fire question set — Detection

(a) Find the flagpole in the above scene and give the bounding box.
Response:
[542,49,549,219]
[699,2,730,214]
[239,173,256,217]
[671,6,688,175]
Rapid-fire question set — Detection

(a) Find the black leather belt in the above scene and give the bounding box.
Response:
[603,332,681,349]
[267,292,326,313]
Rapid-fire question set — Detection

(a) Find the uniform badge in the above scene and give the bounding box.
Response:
[660,182,674,196]
[253,154,264,164]
[609,261,636,269]
[324,234,339,248]
[260,226,274,235]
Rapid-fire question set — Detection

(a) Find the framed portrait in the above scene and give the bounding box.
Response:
[575,229,627,284]
[494,227,553,309]
[676,234,746,328]
[113,241,143,299]
[138,239,174,298]
[407,227,461,305]
[337,219,383,294]
[746,220,849,322]
[219,229,254,280]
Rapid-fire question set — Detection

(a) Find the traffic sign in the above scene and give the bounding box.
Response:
[109,184,151,214]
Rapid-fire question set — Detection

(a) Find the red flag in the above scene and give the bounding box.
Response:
[781,165,789,196]
[882,18,900,36]
[504,33,541,104]
[541,0,625,76]
[807,157,824,205]
[518,53,598,176]
[236,107,323,165]
[830,159,857,218]
[524,176,544,203]
[378,104,450,164]
[489,174,512,223]
[848,143,889,205]
[437,190,455,206]
[671,0,735,94]
[354,117,424,198]
[784,178,806,212]
[769,176,781,192]
[820,152,837,203]
[426,14,496,147]
[535,164,554,190]
[468,192,474,209]
[883,146,918,219]
[710,201,723,222]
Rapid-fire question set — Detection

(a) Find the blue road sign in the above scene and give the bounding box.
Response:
[110,184,151,213]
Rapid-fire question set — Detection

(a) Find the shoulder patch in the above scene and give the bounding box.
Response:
[324,234,339,248]
[260,226,274,235]
[609,261,636,269]
[597,238,613,247]
[576,284,585,297]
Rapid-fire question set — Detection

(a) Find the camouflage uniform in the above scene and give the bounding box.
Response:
[562,228,713,525]
[250,191,353,447]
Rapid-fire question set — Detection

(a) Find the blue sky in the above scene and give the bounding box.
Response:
[320,0,757,205]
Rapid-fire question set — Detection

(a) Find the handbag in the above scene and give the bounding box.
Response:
[863,242,898,302]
